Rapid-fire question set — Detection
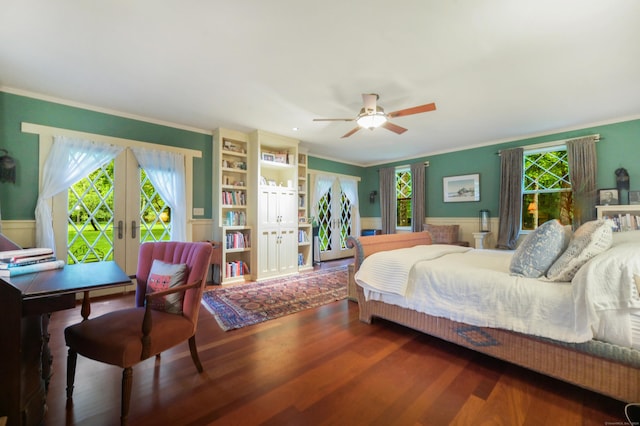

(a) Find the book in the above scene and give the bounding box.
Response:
[0,247,54,262]
[0,259,65,277]
[0,255,57,269]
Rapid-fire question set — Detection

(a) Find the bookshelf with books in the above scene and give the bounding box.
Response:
[596,205,640,232]
[297,151,312,270]
[222,226,252,283]
[213,128,253,284]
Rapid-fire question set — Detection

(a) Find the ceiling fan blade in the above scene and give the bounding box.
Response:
[387,102,436,118]
[341,127,362,138]
[381,121,408,135]
[362,93,378,113]
[313,118,354,122]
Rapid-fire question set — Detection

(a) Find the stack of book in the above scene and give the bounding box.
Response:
[0,247,65,277]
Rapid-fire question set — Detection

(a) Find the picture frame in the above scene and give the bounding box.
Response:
[598,188,619,205]
[261,152,275,162]
[629,190,640,205]
[443,173,480,202]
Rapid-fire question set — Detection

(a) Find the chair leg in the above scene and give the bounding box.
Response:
[121,367,133,425]
[66,349,77,400]
[188,336,204,373]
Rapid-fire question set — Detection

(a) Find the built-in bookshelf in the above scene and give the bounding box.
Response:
[596,205,640,232]
[222,226,251,281]
[213,128,253,284]
[297,152,312,270]
[248,130,300,279]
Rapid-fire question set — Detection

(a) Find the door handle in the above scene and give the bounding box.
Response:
[117,220,123,239]
[131,221,137,239]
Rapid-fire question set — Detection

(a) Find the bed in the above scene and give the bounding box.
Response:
[346,223,640,403]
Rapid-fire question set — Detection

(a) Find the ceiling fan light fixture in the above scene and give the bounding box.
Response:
[356,109,387,129]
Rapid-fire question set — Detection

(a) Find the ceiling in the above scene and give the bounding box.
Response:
[2,1,640,166]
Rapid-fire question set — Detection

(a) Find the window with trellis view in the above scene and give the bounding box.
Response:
[396,168,412,228]
[522,146,573,231]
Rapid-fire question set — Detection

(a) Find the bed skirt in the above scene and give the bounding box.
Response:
[356,284,640,403]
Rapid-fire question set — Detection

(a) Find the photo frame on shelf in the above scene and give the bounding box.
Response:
[598,188,620,205]
[443,173,480,202]
[261,152,275,162]
[629,190,640,205]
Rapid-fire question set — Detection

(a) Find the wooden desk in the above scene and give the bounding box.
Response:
[0,261,131,426]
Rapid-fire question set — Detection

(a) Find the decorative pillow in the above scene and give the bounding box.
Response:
[546,219,613,282]
[425,224,459,244]
[509,219,569,278]
[146,259,188,314]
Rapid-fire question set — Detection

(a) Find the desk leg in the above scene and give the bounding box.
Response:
[21,315,47,426]
[81,291,91,321]
[41,313,53,392]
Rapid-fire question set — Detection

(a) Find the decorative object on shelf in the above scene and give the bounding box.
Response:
[0,149,16,183]
[615,167,630,190]
[598,188,619,205]
[479,209,490,232]
[629,191,640,205]
[443,173,480,202]
[369,190,377,203]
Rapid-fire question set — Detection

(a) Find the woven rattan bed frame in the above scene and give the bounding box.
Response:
[346,232,640,403]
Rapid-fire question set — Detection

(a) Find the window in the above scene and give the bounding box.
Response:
[396,168,412,228]
[522,146,573,231]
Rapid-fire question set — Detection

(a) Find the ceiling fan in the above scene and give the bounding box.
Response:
[313,93,436,138]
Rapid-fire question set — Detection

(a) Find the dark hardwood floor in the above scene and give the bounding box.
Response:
[42,259,631,425]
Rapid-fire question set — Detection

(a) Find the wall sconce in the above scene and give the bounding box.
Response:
[479,209,490,232]
[369,190,378,204]
[0,149,16,184]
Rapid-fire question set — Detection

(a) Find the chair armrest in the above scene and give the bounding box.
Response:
[140,281,200,359]
[143,281,200,301]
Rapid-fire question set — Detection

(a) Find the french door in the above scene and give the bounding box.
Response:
[316,179,353,261]
[53,149,171,275]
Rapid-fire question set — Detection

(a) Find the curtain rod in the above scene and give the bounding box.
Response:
[497,134,600,156]
[377,161,429,172]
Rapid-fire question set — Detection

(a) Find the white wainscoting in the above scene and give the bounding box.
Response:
[0,220,36,248]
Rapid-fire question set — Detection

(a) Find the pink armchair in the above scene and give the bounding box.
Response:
[64,241,212,425]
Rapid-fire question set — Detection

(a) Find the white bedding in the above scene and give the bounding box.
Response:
[355,244,640,348]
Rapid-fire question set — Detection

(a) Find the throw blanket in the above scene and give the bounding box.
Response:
[354,244,471,296]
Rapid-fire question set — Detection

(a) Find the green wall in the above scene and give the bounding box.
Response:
[361,119,640,219]
[0,91,213,220]
[2,91,638,224]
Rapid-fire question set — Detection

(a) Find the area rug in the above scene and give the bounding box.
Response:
[202,266,348,331]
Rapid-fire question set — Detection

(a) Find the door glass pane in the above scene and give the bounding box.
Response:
[67,161,115,264]
[318,190,331,251]
[140,169,172,242]
[339,190,352,249]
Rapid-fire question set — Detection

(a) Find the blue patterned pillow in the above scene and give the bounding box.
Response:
[509,219,569,278]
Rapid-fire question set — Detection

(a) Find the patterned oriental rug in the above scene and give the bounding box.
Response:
[202,266,348,331]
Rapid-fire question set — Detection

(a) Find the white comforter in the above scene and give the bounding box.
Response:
[355,244,640,346]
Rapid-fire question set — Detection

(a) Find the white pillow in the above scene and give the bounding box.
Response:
[547,219,613,282]
[510,219,569,278]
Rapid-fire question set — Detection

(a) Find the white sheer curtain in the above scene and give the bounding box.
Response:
[36,136,124,253]
[310,173,336,221]
[338,176,360,237]
[132,147,187,241]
